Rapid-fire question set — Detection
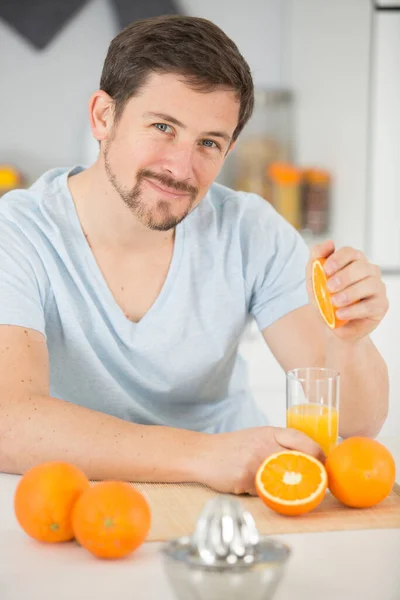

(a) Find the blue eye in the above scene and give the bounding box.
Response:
[154,123,172,133]
[201,139,219,149]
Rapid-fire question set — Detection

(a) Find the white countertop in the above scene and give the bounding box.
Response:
[1,437,400,600]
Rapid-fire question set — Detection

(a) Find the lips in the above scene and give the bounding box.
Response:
[144,178,189,198]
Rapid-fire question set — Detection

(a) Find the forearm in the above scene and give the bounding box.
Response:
[0,393,208,481]
[325,332,389,438]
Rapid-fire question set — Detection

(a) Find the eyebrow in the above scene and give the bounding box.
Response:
[143,111,232,144]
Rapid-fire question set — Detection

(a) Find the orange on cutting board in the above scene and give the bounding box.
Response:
[312,257,348,329]
[325,436,396,508]
[14,461,90,543]
[255,451,327,516]
[72,481,151,559]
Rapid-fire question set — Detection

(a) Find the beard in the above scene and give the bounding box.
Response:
[103,144,199,232]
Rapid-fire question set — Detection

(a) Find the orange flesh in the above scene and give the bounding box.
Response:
[259,454,324,501]
[312,260,335,328]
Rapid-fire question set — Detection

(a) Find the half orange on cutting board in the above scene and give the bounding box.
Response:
[312,257,348,329]
[255,451,327,516]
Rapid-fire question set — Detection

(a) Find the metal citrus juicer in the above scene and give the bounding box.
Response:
[161,495,292,600]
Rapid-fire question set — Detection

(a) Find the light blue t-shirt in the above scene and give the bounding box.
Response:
[0,166,309,433]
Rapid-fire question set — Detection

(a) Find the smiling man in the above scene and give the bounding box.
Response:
[0,16,389,495]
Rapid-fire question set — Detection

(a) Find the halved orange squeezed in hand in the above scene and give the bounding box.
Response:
[255,451,327,516]
[312,257,348,329]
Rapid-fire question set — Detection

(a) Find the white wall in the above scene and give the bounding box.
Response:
[0,0,287,184]
[179,0,289,88]
[0,0,116,183]
[287,0,372,252]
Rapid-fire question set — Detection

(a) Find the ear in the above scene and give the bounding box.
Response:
[88,90,115,142]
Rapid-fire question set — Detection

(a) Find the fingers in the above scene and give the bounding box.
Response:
[242,483,258,496]
[310,239,335,262]
[336,295,389,321]
[274,427,326,463]
[323,247,365,276]
[330,276,381,307]
[309,245,388,331]
[326,260,378,295]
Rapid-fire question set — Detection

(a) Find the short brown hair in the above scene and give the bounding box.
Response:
[100,15,254,142]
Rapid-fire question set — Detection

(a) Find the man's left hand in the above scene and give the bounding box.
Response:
[306,240,389,342]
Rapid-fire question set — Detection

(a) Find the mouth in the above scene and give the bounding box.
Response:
[144,178,190,199]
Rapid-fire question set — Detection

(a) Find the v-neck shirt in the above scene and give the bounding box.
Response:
[0,166,309,433]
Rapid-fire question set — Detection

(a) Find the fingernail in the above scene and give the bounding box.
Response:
[336,308,348,319]
[324,261,336,276]
[326,277,339,292]
[332,292,347,306]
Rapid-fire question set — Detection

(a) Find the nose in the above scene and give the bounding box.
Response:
[161,141,196,182]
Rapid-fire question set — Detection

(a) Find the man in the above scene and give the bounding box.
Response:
[0,16,389,495]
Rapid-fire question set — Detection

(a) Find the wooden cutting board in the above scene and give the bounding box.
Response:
[120,481,400,542]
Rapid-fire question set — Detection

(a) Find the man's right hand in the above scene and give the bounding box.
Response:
[196,426,325,496]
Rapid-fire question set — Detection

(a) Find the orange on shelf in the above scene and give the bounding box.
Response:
[325,437,396,508]
[72,481,151,559]
[255,450,327,516]
[14,461,90,543]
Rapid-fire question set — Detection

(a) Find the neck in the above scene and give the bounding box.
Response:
[67,161,175,252]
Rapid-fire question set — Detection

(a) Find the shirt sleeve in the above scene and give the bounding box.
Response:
[0,224,47,337]
[244,195,310,331]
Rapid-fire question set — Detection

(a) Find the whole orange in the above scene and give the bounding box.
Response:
[325,437,396,508]
[14,461,90,542]
[72,481,151,559]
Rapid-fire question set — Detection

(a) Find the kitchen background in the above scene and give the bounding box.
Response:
[0,0,399,436]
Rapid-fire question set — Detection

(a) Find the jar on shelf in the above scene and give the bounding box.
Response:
[301,168,331,235]
[266,162,303,230]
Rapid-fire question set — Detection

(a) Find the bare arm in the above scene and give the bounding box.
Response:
[324,331,388,438]
[0,325,207,480]
[0,325,324,494]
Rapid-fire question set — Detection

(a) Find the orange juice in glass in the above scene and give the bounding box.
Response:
[286,368,339,456]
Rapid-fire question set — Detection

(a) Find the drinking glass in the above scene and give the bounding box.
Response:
[286,367,339,456]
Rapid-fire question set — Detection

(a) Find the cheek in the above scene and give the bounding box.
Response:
[193,154,225,188]
[131,139,174,173]
[110,130,156,164]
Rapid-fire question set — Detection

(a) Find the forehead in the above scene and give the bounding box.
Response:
[123,72,240,134]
